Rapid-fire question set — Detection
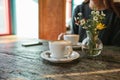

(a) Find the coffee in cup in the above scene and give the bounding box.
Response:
[49,40,73,59]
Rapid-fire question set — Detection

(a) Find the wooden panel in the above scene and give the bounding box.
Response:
[39,0,66,40]
[114,0,120,2]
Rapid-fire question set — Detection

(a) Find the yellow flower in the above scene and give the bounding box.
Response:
[96,23,105,30]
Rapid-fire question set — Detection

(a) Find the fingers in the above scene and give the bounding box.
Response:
[58,33,65,40]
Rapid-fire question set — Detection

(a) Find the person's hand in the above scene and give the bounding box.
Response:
[58,33,66,40]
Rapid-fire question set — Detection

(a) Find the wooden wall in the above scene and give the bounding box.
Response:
[39,0,66,40]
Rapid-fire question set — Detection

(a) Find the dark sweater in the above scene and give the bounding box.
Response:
[72,3,120,46]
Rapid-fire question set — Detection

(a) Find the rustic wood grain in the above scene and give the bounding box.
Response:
[0,36,120,80]
[39,0,66,40]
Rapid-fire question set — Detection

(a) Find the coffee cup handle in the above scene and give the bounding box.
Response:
[65,46,73,58]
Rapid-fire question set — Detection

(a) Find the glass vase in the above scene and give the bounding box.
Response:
[81,31,103,57]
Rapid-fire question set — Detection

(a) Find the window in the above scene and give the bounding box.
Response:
[0,0,11,35]
[72,0,84,10]
[16,0,38,38]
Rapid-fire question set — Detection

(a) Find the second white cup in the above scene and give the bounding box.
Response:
[63,34,79,45]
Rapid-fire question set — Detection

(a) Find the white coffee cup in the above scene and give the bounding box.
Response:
[49,40,73,59]
[63,34,79,45]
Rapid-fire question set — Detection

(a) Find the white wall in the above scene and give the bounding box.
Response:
[16,0,38,38]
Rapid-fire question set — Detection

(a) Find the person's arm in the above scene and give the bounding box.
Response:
[71,4,87,42]
[71,5,81,34]
[111,16,120,46]
[58,5,82,40]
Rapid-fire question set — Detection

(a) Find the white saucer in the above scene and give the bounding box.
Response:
[41,51,80,63]
[72,42,82,49]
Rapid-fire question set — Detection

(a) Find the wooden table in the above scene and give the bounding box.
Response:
[0,36,120,80]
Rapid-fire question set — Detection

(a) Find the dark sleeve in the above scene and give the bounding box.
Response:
[71,5,80,34]
[111,17,120,46]
[71,4,87,42]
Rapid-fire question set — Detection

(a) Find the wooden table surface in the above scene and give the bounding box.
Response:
[0,36,120,80]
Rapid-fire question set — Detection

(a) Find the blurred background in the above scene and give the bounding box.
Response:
[0,0,120,40]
